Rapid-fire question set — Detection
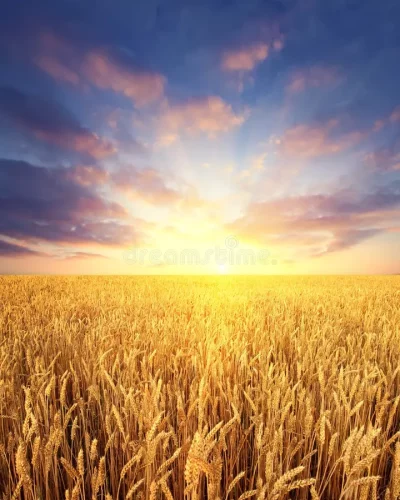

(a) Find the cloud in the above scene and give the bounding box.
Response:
[221,39,283,91]
[251,152,268,170]
[0,87,115,159]
[156,133,179,148]
[364,147,400,171]
[0,239,41,257]
[82,50,165,107]
[286,66,341,94]
[222,43,269,72]
[370,105,400,132]
[55,250,109,261]
[66,165,110,186]
[63,163,207,210]
[325,228,382,253]
[112,166,181,205]
[229,181,400,257]
[111,166,208,210]
[35,55,80,85]
[0,159,144,248]
[159,96,246,139]
[221,35,284,73]
[390,106,400,123]
[275,120,366,159]
[34,33,165,107]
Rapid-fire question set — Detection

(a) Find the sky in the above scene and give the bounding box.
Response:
[0,0,399,274]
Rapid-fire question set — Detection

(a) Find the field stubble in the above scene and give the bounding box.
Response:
[0,275,399,499]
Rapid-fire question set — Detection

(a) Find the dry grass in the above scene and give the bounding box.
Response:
[0,275,399,499]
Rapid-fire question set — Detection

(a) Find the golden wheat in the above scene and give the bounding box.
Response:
[0,275,399,499]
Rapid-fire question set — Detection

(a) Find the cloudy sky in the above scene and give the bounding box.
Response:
[0,0,399,274]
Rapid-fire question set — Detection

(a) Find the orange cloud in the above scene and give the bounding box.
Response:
[286,66,340,94]
[160,96,246,138]
[222,43,269,72]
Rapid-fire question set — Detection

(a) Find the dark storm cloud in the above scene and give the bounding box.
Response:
[0,159,142,246]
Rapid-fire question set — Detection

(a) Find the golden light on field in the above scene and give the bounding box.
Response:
[1,275,400,499]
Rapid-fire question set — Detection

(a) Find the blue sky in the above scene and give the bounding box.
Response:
[0,0,399,273]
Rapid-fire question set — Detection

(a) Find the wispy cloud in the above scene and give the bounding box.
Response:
[390,106,400,123]
[34,32,165,107]
[229,181,400,258]
[159,96,246,140]
[0,87,115,159]
[66,163,209,210]
[222,43,270,72]
[286,66,341,94]
[372,104,400,131]
[364,148,400,171]
[0,239,42,257]
[112,166,181,205]
[275,120,366,159]
[82,50,165,107]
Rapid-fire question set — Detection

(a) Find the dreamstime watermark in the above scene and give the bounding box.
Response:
[123,236,278,267]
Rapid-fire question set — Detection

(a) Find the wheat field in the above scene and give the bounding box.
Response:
[0,275,399,499]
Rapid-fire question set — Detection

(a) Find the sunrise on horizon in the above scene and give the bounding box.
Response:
[1,0,399,275]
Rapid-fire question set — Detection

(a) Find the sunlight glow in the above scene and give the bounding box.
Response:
[218,264,228,274]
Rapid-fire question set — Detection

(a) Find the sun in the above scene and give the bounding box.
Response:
[218,264,228,274]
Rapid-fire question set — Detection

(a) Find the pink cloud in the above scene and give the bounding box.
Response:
[221,37,283,73]
[369,105,400,132]
[35,56,80,85]
[34,33,165,107]
[67,165,110,186]
[286,66,340,94]
[364,149,400,171]
[273,39,284,51]
[112,166,181,205]
[390,106,400,123]
[228,182,400,258]
[222,43,269,72]
[82,51,165,107]
[64,164,200,209]
[276,120,366,159]
[160,96,246,138]
[156,133,179,147]
[373,119,385,132]
[111,166,210,210]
